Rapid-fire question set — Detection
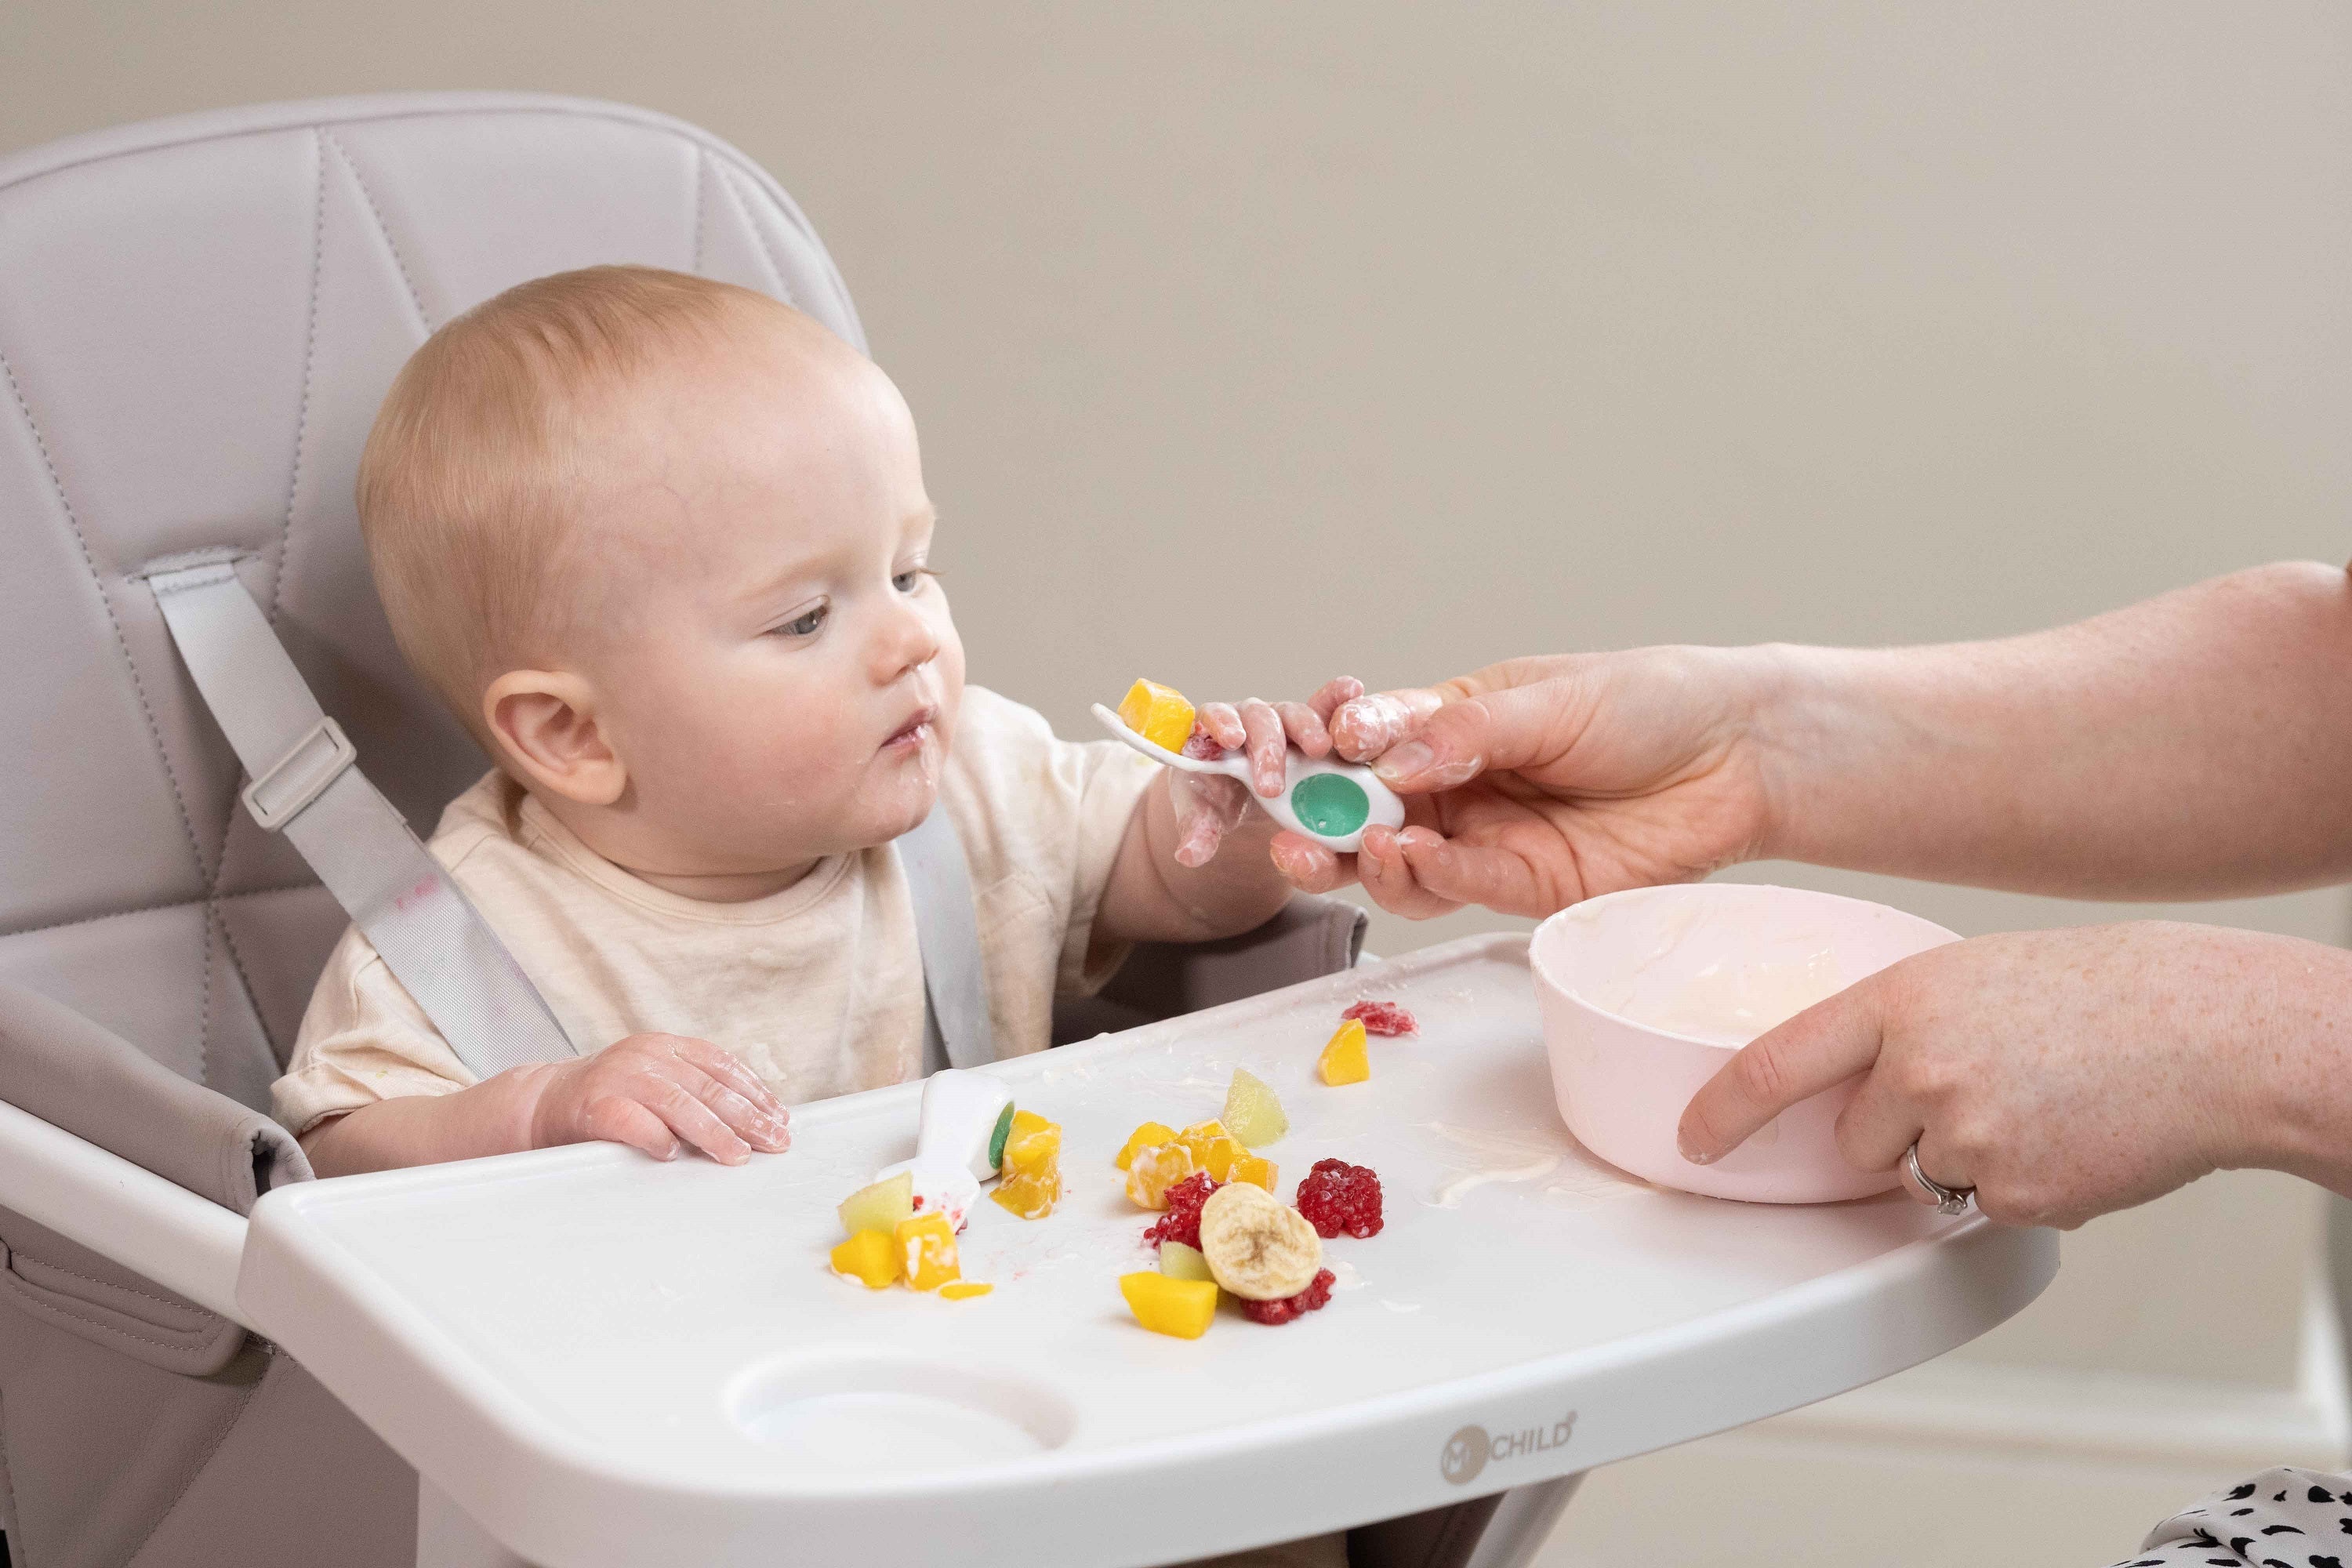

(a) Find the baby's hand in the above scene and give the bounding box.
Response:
[1171,679,1362,868]
[521,1033,792,1165]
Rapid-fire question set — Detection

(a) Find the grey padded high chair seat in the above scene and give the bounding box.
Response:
[0,93,1551,1568]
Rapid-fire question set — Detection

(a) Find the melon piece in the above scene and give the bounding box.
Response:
[837,1171,915,1239]
[1221,1068,1289,1146]
[1158,1240,1214,1282]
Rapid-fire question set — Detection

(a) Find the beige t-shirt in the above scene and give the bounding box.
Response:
[272,686,1158,1137]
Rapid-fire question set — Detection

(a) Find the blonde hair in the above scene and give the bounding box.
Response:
[357,264,785,739]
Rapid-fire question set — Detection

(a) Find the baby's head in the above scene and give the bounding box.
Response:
[360,265,961,889]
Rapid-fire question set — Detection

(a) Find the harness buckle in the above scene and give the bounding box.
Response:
[241,716,358,832]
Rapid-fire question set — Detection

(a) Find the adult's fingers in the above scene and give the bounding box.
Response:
[1330,689,1448,762]
[1676,983,1888,1164]
[1387,832,1563,918]
[1831,1060,1924,1179]
[1269,833,1356,893]
[1353,826,1463,919]
[1238,700,1288,796]
[1370,677,1591,793]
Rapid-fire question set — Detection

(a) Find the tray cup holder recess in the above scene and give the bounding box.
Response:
[728,1350,1078,1474]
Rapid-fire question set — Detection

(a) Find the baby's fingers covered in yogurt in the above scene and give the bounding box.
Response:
[1330,687,1448,762]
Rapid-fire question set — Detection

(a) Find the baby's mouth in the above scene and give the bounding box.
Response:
[881,706,937,753]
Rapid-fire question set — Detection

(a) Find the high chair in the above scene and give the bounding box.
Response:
[0,93,1563,1567]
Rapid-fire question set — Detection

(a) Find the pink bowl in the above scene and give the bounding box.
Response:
[1530,884,1958,1203]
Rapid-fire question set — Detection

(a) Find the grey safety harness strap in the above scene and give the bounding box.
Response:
[896,802,996,1073]
[145,552,996,1083]
[146,554,576,1079]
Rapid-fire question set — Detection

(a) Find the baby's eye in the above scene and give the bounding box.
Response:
[773,603,829,639]
[892,567,933,594]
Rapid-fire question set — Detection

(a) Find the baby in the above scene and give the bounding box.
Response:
[275,265,1332,1184]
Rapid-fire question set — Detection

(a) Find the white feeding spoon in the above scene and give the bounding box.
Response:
[871,1069,1014,1232]
[1091,704,1406,854]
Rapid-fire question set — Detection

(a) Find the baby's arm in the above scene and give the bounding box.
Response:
[301,1033,792,1178]
[1094,689,1350,943]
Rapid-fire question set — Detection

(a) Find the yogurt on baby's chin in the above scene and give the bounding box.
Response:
[1613,948,1843,1047]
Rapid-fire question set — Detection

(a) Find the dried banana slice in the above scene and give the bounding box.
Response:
[1196,1181,1323,1301]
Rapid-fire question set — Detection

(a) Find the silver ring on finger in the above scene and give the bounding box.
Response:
[1905,1141,1975,1217]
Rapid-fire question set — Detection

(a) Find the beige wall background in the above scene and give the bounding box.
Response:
[9,2,2351,1558]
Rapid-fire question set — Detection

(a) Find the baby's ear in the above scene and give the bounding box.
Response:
[484,670,627,805]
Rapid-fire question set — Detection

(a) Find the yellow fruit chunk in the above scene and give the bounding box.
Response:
[1228,1152,1277,1192]
[895,1213,961,1292]
[938,1281,994,1301]
[1120,1271,1219,1339]
[1125,1142,1197,1210]
[1221,1068,1289,1147]
[1116,1120,1178,1171]
[1176,1120,1232,1167]
[837,1170,914,1239]
[992,1156,1062,1220]
[1117,679,1196,753]
[1319,1018,1370,1086]
[1198,1136,1243,1182]
[1158,1240,1214,1282]
[1000,1109,1062,1177]
[829,1229,900,1290]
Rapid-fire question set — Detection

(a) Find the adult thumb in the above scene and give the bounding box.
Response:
[1370,677,1584,793]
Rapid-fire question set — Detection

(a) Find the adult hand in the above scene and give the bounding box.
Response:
[1675,922,2349,1229]
[521,1033,793,1165]
[1270,652,1780,919]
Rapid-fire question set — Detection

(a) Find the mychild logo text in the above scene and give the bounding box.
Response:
[1437,1412,1576,1486]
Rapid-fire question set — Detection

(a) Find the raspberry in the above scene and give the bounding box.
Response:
[1341,1000,1417,1036]
[1238,1268,1335,1325]
[1181,720,1228,760]
[1296,1158,1383,1239]
[1143,1171,1220,1250]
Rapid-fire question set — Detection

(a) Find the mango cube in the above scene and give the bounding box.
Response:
[1228,1152,1278,1192]
[1198,1135,1243,1182]
[1116,1120,1178,1171]
[1158,1240,1214,1282]
[1319,1018,1371,1086]
[938,1281,994,1301]
[829,1229,901,1290]
[1120,1271,1219,1339]
[837,1170,914,1239]
[1175,1120,1232,1167]
[1000,1109,1062,1177]
[1125,1142,1197,1210]
[991,1158,1063,1220]
[1117,679,1196,753]
[1221,1068,1289,1146]
[895,1212,961,1291]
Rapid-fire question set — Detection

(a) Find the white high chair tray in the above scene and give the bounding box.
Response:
[238,934,2055,1568]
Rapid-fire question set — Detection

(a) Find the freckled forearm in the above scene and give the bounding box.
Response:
[2231,934,2352,1197]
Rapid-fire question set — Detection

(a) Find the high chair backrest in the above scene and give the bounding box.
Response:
[0,95,869,1109]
